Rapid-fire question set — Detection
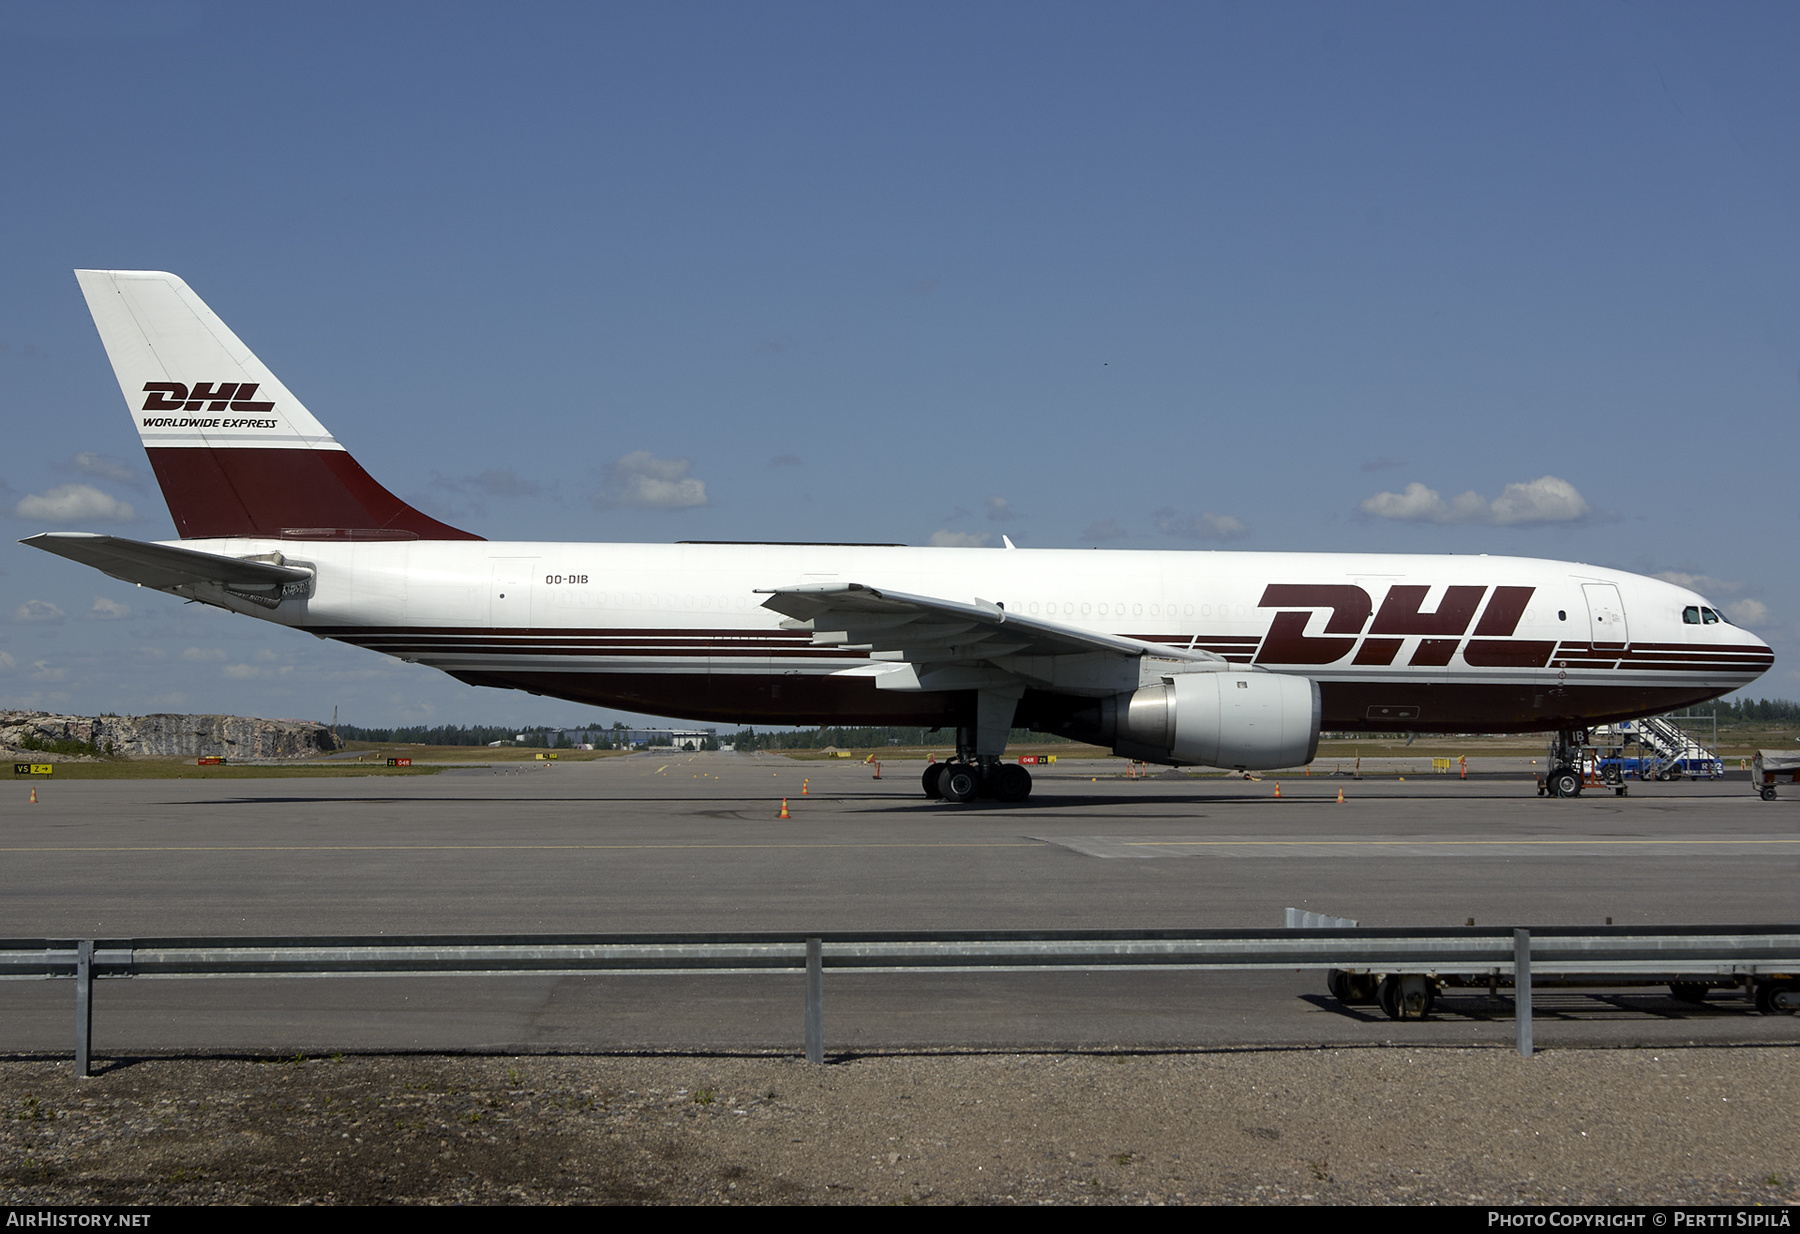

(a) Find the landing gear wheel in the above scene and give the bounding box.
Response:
[1754,981,1798,1015]
[1668,982,1710,1005]
[1376,974,1436,1020]
[1549,768,1581,798]
[992,764,1032,803]
[921,766,944,799]
[1327,969,1379,1005]
[940,764,980,803]
[1761,786,1778,802]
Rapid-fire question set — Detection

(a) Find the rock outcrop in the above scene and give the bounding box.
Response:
[0,711,336,761]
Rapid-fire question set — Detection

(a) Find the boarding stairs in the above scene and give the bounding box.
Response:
[1592,714,1724,781]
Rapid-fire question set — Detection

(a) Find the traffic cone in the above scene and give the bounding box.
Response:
[1336,787,1344,804]
[802,778,809,795]
[872,761,882,779]
[1273,781,1281,798]
[29,787,38,804]
[779,798,790,818]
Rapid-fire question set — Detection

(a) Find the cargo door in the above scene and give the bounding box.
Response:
[1582,583,1628,650]
[488,558,538,628]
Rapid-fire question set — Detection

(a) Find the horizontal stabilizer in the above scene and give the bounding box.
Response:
[20,532,312,592]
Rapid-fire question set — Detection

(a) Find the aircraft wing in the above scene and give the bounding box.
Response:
[20,532,313,592]
[757,582,1224,665]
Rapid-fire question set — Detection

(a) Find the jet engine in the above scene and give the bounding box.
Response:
[1085,671,1321,770]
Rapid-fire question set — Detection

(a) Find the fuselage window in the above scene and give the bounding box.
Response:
[1683,606,1701,624]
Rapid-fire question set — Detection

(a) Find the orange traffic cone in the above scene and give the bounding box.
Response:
[872,761,882,780]
[1336,787,1344,804]
[1273,781,1281,798]
[29,787,38,804]
[779,797,790,818]
[801,778,809,795]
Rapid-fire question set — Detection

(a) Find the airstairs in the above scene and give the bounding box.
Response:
[1592,711,1725,781]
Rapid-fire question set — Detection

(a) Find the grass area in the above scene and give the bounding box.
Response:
[332,741,630,764]
[1712,725,1800,758]
[771,742,1112,761]
[10,759,452,781]
[6,739,632,779]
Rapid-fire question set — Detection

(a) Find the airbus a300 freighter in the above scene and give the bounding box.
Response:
[23,271,1774,802]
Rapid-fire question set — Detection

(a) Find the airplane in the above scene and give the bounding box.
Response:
[21,270,1775,803]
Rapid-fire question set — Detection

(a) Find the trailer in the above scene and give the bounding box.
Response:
[1752,749,1800,802]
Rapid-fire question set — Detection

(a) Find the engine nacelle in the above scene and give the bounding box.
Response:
[1099,671,1321,770]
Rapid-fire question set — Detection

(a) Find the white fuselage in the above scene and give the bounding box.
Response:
[168,538,1773,734]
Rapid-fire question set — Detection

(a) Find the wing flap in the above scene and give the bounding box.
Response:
[757,582,1223,666]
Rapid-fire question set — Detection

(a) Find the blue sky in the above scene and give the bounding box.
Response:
[1,1,1794,728]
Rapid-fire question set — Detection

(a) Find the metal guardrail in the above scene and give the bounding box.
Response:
[4,926,1797,1073]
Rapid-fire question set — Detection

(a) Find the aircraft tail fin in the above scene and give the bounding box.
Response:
[73,270,479,541]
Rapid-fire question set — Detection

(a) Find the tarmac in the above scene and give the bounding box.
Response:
[3,752,1796,1058]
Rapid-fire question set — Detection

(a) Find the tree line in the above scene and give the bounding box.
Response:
[335,702,1795,752]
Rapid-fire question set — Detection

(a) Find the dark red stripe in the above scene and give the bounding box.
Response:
[147,447,480,541]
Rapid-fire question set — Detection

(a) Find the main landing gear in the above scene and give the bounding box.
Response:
[922,759,1033,803]
[920,695,1034,804]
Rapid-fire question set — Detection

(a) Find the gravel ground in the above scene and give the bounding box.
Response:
[2,1047,1797,1205]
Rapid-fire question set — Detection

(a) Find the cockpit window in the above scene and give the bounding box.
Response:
[1701,607,1720,625]
[1683,606,1701,624]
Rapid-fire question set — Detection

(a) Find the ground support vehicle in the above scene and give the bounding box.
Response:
[1752,749,1800,802]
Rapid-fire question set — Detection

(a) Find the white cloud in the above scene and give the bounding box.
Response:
[14,483,136,523]
[181,647,227,662]
[1359,476,1590,526]
[984,496,1019,522]
[1654,572,1744,596]
[0,651,14,673]
[14,600,66,624]
[69,452,145,489]
[28,660,67,682]
[224,663,262,679]
[1153,509,1250,542]
[1081,519,1128,542]
[431,468,541,498]
[1724,599,1769,627]
[929,529,992,548]
[591,452,710,510]
[1488,476,1590,524]
[90,596,130,620]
